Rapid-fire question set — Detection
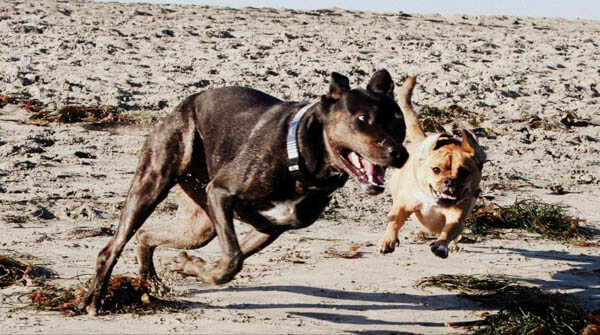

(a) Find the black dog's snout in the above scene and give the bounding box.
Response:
[443,178,457,187]
[389,146,409,169]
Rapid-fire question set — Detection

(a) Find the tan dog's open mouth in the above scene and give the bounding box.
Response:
[339,149,386,191]
[429,184,465,205]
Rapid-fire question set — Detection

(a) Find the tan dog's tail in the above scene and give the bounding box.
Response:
[399,76,426,145]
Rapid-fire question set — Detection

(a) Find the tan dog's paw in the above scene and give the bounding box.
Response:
[378,237,400,254]
[448,241,462,253]
[429,240,449,259]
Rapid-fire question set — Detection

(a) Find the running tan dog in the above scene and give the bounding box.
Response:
[378,76,486,258]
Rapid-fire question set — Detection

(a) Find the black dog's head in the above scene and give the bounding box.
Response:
[319,70,408,194]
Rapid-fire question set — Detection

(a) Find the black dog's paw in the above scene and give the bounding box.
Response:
[430,241,448,259]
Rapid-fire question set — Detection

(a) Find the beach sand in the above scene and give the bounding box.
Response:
[1,0,599,333]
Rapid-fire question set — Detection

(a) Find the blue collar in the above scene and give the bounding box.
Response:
[285,100,347,192]
[286,101,318,181]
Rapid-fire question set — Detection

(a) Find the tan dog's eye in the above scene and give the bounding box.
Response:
[432,167,441,174]
[357,114,369,123]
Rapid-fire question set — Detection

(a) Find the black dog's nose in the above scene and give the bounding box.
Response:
[443,178,457,187]
[390,147,409,169]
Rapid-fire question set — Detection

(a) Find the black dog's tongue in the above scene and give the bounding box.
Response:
[373,165,386,185]
[363,158,385,186]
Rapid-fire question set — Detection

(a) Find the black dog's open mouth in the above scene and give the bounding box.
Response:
[429,185,462,205]
[339,149,386,189]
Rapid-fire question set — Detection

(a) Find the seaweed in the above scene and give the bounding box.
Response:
[418,105,454,133]
[29,275,173,316]
[464,198,587,241]
[416,274,596,335]
[417,104,498,138]
[0,255,53,288]
[28,105,129,125]
[0,93,131,125]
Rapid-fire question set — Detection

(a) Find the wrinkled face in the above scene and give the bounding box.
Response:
[324,89,409,195]
[416,143,482,206]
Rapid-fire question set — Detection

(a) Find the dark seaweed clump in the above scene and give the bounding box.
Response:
[29,275,172,316]
[464,198,586,241]
[0,255,53,288]
[416,274,598,335]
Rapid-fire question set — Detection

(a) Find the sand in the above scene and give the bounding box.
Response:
[0,0,599,333]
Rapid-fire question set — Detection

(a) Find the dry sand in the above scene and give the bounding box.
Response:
[0,0,599,333]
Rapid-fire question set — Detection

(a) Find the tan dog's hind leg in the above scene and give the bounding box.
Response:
[378,206,411,254]
[136,190,216,294]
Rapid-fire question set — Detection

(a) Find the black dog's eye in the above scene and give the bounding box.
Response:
[357,114,369,123]
[432,167,441,174]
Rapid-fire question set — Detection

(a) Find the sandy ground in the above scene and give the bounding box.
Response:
[1,0,599,333]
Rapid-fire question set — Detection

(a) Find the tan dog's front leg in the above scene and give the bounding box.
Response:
[430,220,464,259]
[378,206,410,254]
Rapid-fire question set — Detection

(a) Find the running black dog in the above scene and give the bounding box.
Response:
[83,70,408,315]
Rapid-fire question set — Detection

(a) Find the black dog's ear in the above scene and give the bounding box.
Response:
[327,72,350,100]
[367,69,394,97]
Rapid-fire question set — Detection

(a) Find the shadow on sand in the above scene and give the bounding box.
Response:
[178,284,475,329]
[506,247,599,310]
[168,245,600,331]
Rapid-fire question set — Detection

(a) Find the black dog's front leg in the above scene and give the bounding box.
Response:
[201,181,244,284]
[175,228,282,278]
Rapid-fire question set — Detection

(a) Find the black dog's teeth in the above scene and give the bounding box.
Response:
[344,151,385,186]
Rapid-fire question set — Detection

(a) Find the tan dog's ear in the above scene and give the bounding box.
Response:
[460,129,486,167]
[418,134,444,158]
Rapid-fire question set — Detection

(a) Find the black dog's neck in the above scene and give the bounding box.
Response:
[295,103,347,191]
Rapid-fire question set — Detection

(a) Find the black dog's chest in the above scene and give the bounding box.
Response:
[258,197,307,226]
[236,192,332,230]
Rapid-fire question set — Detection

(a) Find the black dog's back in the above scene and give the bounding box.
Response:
[182,87,296,177]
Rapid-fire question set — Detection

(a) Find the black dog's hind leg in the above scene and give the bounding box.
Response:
[136,190,216,293]
[82,116,194,315]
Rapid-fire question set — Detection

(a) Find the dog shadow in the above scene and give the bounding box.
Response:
[177,285,477,328]
[505,247,600,309]
[467,245,599,310]
[170,246,599,327]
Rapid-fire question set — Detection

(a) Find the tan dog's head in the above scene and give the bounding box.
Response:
[415,130,485,206]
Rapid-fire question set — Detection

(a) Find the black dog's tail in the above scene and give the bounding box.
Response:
[399,76,426,145]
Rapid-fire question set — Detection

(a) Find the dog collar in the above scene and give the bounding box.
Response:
[287,101,319,180]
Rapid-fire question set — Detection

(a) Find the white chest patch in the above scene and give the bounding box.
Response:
[414,190,445,232]
[415,190,436,213]
[259,197,306,225]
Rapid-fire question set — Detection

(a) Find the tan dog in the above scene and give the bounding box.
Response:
[378,76,486,258]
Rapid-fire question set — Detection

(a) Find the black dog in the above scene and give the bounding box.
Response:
[82,70,408,314]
